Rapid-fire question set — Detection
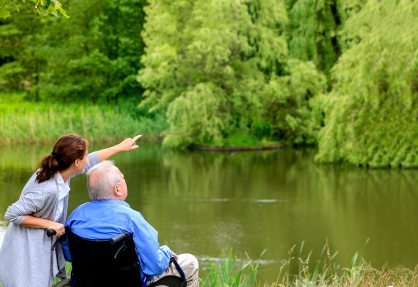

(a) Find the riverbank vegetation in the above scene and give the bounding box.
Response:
[315,1,418,168]
[201,247,418,287]
[0,94,165,144]
[1,0,417,166]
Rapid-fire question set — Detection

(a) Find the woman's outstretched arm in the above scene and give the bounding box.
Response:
[96,135,142,161]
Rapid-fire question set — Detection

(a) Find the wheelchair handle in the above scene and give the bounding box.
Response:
[109,232,129,246]
[46,229,57,237]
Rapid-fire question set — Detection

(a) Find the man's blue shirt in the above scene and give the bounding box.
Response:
[65,200,172,282]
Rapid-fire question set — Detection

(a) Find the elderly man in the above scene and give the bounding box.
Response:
[65,161,199,286]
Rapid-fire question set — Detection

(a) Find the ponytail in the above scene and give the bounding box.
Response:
[36,154,60,183]
[36,134,87,183]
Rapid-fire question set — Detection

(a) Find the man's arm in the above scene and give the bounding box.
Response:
[171,251,178,261]
[131,213,172,276]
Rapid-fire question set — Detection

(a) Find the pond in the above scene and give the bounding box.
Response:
[0,143,417,283]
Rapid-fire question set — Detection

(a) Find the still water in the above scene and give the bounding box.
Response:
[0,143,417,283]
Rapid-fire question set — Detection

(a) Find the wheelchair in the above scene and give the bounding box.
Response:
[49,229,186,287]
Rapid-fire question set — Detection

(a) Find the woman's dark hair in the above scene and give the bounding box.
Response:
[36,134,88,183]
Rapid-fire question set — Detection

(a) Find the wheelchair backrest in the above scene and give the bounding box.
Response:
[66,228,142,287]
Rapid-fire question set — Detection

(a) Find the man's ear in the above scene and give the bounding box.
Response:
[114,185,122,196]
[75,159,79,167]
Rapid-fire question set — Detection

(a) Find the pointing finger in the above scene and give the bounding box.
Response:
[132,134,142,142]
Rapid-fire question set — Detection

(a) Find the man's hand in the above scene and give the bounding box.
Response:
[172,251,178,261]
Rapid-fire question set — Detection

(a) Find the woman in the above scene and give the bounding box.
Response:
[0,134,141,287]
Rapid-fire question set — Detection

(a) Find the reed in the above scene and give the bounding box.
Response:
[0,101,166,144]
[200,250,259,287]
[200,245,418,287]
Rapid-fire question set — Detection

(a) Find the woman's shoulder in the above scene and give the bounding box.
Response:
[22,171,57,195]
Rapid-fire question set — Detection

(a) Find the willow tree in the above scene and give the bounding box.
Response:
[285,0,366,81]
[286,0,341,79]
[139,0,325,148]
[316,0,418,167]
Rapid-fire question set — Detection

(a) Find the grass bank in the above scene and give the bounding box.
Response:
[200,247,418,287]
[0,94,166,144]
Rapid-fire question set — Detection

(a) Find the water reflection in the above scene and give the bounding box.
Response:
[0,144,417,283]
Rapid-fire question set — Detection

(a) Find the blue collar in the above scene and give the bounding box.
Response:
[91,199,130,207]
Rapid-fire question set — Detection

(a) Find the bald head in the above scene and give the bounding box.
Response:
[87,161,123,200]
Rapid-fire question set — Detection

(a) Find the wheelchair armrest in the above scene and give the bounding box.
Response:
[148,275,186,287]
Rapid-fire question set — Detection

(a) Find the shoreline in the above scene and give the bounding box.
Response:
[192,144,283,152]
[0,135,164,145]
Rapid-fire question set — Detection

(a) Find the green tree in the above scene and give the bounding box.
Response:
[0,0,145,104]
[0,11,49,100]
[285,0,365,81]
[316,0,418,167]
[286,0,342,79]
[139,0,326,148]
[30,0,145,103]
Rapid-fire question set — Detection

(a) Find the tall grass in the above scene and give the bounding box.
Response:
[201,245,418,287]
[201,251,259,287]
[0,101,166,144]
[276,242,365,287]
[275,242,418,286]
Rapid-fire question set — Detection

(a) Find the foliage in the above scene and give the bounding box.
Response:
[285,0,367,81]
[275,242,418,287]
[200,250,259,287]
[286,0,340,79]
[0,0,67,19]
[139,0,326,148]
[0,11,49,99]
[199,246,418,286]
[0,0,146,104]
[277,242,363,286]
[38,0,146,103]
[0,95,166,144]
[316,0,418,167]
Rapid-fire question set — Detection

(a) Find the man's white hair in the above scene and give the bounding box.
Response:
[87,160,122,200]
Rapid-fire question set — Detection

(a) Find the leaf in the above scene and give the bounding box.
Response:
[0,8,11,18]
